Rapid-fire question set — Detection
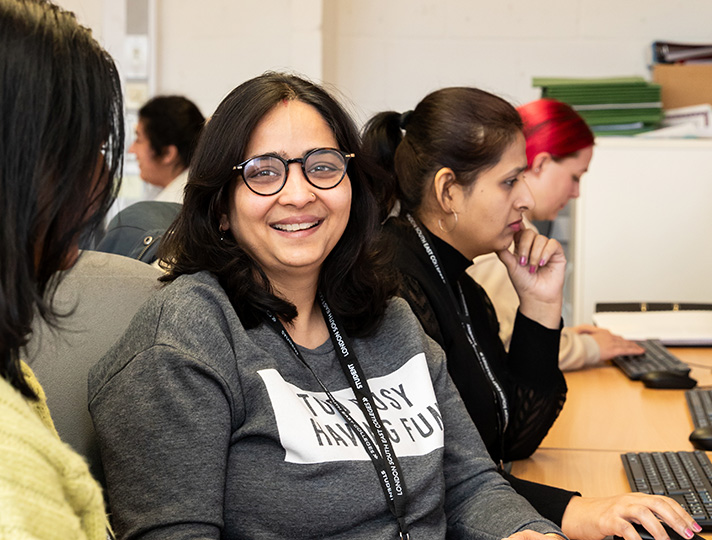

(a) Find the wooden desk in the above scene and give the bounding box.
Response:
[538,349,712,453]
[512,348,712,500]
[512,449,629,497]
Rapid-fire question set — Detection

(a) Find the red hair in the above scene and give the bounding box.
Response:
[517,98,594,168]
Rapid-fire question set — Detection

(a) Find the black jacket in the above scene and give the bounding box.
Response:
[383,216,576,524]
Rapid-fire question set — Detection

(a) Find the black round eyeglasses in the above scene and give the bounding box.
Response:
[232,147,355,196]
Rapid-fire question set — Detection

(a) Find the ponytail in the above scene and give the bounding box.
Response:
[361,111,403,221]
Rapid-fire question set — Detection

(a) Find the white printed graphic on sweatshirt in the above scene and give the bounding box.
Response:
[258,353,443,464]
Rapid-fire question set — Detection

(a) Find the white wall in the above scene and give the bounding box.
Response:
[153,0,324,117]
[53,0,104,41]
[55,0,712,121]
[323,0,712,124]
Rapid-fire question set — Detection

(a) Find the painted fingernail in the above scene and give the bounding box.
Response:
[684,528,694,538]
[539,259,546,266]
[519,256,527,265]
[692,523,702,532]
[529,265,536,274]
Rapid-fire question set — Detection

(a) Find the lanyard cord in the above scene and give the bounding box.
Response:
[263,295,410,539]
[405,214,510,442]
[454,282,510,434]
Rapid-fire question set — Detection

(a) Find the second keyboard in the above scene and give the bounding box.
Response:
[612,339,690,380]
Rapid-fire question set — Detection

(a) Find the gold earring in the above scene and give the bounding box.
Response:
[438,211,458,233]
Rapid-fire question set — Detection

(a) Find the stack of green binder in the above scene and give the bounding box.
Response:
[532,77,663,136]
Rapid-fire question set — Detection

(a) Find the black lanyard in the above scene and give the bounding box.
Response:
[404,213,510,438]
[263,294,410,539]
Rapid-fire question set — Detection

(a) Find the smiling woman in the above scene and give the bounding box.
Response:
[87,72,569,540]
[219,101,352,324]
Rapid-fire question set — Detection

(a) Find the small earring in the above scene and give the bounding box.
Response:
[219,228,226,242]
[310,193,316,201]
[534,167,540,173]
[438,211,458,233]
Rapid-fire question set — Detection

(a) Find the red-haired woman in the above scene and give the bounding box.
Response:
[471,98,643,370]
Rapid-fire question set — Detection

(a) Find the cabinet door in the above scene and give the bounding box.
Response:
[571,138,712,325]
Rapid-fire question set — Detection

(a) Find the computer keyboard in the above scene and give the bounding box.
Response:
[687,388,712,429]
[685,388,712,450]
[612,339,690,380]
[621,451,712,529]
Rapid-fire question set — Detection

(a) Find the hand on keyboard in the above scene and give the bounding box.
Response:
[560,493,701,540]
[612,340,691,381]
[572,325,645,362]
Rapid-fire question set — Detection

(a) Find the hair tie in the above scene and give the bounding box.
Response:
[399,110,413,130]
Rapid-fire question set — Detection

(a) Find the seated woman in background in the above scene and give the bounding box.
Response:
[88,72,568,540]
[469,98,644,370]
[0,0,124,537]
[130,94,205,203]
[362,87,700,540]
[95,95,206,262]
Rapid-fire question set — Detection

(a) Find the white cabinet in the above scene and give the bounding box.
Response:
[571,137,712,325]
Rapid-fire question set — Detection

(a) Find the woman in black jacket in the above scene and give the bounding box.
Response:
[362,86,700,540]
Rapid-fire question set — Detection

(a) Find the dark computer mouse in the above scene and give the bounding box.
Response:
[614,522,704,540]
[690,425,712,450]
[639,370,697,389]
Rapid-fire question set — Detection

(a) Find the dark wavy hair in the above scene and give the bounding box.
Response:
[138,95,205,167]
[362,87,522,220]
[159,72,395,336]
[0,0,124,398]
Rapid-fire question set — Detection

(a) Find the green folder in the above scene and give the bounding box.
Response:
[533,76,661,105]
[576,109,664,126]
[532,76,650,87]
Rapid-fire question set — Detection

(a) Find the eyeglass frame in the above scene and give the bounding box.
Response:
[232,147,355,196]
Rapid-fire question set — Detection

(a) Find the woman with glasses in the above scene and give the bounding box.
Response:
[0,0,123,537]
[362,87,700,540]
[88,72,567,539]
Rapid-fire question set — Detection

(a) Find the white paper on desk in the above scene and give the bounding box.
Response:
[592,310,712,346]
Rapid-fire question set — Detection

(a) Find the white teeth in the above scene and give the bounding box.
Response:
[273,221,318,232]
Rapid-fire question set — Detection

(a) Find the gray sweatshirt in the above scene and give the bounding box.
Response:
[88,271,563,540]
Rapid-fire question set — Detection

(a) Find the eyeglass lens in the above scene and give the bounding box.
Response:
[242,149,347,195]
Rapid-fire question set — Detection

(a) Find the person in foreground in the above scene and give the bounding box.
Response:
[0,0,124,537]
[469,98,644,370]
[89,72,565,540]
[361,87,700,540]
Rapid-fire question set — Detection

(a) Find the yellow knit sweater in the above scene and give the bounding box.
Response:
[0,363,108,540]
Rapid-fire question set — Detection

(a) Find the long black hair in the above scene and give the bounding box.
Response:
[160,72,395,336]
[362,87,522,220]
[0,0,124,398]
